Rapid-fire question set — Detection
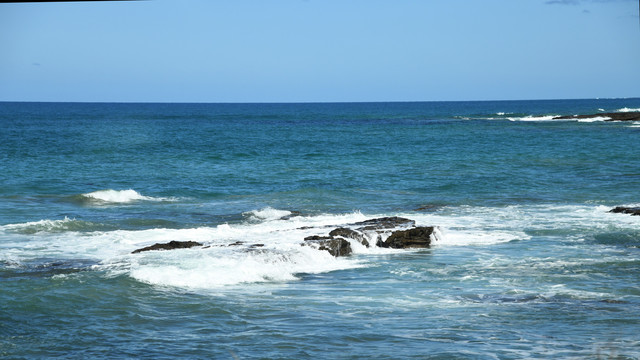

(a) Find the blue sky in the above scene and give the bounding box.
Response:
[1,0,638,102]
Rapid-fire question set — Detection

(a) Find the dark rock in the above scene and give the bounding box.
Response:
[352,217,415,231]
[553,112,640,122]
[379,227,435,249]
[302,217,437,253]
[228,241,245,246]
[304,237,352,257]
[131,240,203,254]
[610,206,640,216]
[302,227,370,256]
[375,234,384,248]
[329,227,370,247]
[304,235,333,241]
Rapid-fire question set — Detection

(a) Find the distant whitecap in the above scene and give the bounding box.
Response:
[576,116,611,122]
[507,115,558,122]
[81,189,175,204]
[617,107,640,113]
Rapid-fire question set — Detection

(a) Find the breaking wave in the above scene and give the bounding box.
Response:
[2,204,637,291]
[576,116,611,122]
[81,189,176,204]
[244,207,294,222]
[617,107,640,113]
[507,115,558,122]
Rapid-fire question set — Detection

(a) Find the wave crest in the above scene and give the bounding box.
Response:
[1,217,101,234]
[81,189,172,204]
[617,107,640,113]
[128,245,359,289]
[576,116,611,122]
[507,115,558,122]
[244,207,294,222]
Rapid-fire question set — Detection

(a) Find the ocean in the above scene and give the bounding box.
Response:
[1,99,639,359]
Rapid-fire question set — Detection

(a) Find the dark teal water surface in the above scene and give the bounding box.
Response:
[1,100,639,359]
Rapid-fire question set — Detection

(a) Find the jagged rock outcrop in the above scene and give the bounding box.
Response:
[303,217,437,256]
[610,206,640,216]
[303,236,352,257]
[329,227,370,247]
[131,240,203,254]
[377,227,435,249]
[351,216,415,231]
[130,217,437,258]
[553,112,640,121]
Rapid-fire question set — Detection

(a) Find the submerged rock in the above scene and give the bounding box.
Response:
[609,206,640,216]
[378,227,436,249]
[131,240,203,254]
[553,112,640,121]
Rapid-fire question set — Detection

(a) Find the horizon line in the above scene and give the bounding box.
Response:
[1,97,639,105]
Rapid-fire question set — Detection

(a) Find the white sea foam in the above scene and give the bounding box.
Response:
[507,115,558,122]
[617,107,640,112]
[3,204,638,291]
[69,210,373,288]
[404,208,530,246]
[82,189,173,203]
[404,203,640,248]
[577,116,611,122]
[127,245,361,289]
[628,121,640,128]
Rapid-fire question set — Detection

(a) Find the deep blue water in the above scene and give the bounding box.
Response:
[1,99,640,359]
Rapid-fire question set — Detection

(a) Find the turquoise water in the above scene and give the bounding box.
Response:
[1,99,640,358]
